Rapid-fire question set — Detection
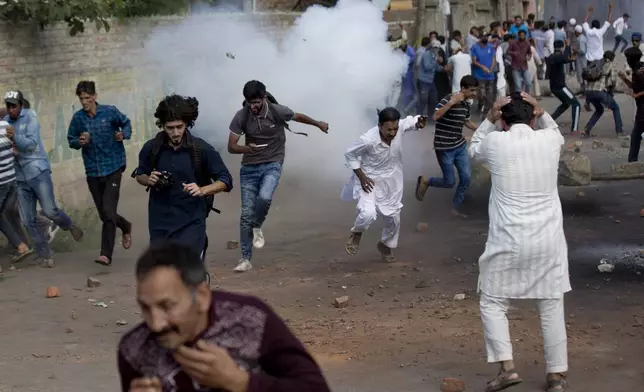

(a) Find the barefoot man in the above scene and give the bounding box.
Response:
[468,92,570,392]
[342,107,427,262]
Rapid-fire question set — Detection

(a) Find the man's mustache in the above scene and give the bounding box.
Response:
[152,325,179,338]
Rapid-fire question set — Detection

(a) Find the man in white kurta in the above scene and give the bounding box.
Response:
[468,93,570,392]
[342,108,426,262]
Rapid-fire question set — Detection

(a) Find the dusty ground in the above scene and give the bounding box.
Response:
[0,95,643,392]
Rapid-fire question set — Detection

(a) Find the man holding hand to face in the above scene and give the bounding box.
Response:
[67,80,133,266]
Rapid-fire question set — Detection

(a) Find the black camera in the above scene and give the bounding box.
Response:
[154,170,174,189]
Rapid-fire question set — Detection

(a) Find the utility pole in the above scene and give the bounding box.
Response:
[415,0,427,46]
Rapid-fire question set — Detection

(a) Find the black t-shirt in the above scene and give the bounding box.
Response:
[634,68,644,123]
[547,52,571,90]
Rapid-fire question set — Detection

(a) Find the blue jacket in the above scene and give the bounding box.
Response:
[5,109,50,182]
[418,49,443,84]
[67,104,132,177]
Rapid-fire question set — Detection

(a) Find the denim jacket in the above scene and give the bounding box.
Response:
[5,109,50,182]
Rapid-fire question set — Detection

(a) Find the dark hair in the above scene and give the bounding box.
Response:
[603,50,615,61]
[624,13,630,18]
[625,47,643,69]
[460,75,478,89]
[548,22,555,29]
[528,13,535,21]
[557,20,567,29]
[421,37,431,46]
[377,107,401,125]
[452,30,462,38]
[437,35,445,44]
[22,98,30,109]
[591,20,600,29]
[154,94,199,129]
[534,20,545,29]
[502,21,510,28]
[503,34,513,42]
[501,93,534,126]
[136,243,207,288]
[518,30,527,36]
[554,40,565,49]
[242,80,266,101]
[470,26,478,34]
[429,30,438,37]
[75,81,96,96]
[490,21,501,29]
[514,15,522,20]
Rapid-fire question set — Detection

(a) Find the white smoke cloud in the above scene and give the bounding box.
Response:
[141,0,407,180]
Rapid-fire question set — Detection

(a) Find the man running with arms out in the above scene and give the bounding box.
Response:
[228,80,329,273]
[342,108,427,263]
[133,95,233,272]
[67,81,133,266]
[415,75,479,218]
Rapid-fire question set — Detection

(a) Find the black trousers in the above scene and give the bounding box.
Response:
[87,169,131,260]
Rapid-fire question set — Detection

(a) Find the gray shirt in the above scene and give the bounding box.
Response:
[229,103,295,166]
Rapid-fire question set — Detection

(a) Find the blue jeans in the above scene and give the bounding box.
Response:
[512,69,532,93]
[0,182,26,249]
[239,162,282,260]
[17,170,72,258]
[418,81,438,116]
[584,91,623,134]
[428,143,471,208]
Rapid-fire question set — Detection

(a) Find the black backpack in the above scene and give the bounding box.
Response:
[240,92,307,136]
[582,60,605,82]
[147,131,220,216]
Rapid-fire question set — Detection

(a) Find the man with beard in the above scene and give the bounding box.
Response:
[227,80,328,273]
[508,30,533,93]
[118,243,331,392]
[469,92,570,392]
[133,94,233,270]
[342,107,427,262]
[67,81,133,266]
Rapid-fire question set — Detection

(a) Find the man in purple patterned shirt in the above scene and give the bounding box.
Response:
[118,243,331,392]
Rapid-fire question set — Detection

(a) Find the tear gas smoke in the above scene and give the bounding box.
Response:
[141,0,408,180]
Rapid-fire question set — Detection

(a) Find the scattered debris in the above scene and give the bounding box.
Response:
[65,327,74,333]
[591,140,603,149]
[597,259,615,273]
[225,52,235,59]
[440,377,466,392]
[86,277,101,288]
[226,240,239,250]
[577,191,585,198]
[621,138,630,148]
[93,301,108,308]
[46,286,60,298]
[416,222,428,232]
[453,293,466,301]
[415,280,429,289]
[333,296,349,308]
[8,265,16,271]
[116,319,128,326]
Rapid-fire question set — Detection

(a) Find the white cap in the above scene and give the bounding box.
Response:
[575,25,583,33]
[569,18,577,25]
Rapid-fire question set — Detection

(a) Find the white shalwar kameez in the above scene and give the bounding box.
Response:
[468,112,571,374]
[341,116,419,249]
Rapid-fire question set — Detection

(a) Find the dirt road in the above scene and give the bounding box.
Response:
[0,95,643,392]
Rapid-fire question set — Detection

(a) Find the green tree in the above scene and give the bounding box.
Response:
[0,0,217,36]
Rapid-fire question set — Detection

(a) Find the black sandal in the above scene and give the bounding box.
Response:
[485,369,523,392]
[546,375,568,392]
[94,257,112,266]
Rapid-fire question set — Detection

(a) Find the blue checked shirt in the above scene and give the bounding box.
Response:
[67,104,132,177]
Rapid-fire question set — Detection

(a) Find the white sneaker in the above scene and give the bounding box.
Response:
[252,228,265,249]
[233,259,253,273]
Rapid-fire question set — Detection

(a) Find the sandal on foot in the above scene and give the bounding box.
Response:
[11,248,34,263]
[546,376,568,392]
[377,241,396,263]
[345,233,361,256]
[485,369,523,392]
[94,256,112,266]
[122,233,132,250]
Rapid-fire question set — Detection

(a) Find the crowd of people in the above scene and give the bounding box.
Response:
[1,6,644,392]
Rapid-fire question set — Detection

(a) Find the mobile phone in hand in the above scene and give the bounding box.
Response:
[254,144,268,148]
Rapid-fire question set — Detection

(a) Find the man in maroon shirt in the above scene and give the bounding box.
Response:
[508,30,533,93]
[118,243,331,392]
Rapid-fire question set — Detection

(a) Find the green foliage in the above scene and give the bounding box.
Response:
[0,0,217,36]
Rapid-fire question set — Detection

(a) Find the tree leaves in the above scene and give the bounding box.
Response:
[0,0,205,35]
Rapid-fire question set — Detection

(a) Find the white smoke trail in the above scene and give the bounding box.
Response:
[141,0,408,180]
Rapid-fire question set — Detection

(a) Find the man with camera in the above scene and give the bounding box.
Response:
[133,94,233,271]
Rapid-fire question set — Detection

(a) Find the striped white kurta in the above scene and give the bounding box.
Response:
[468,113,572,299]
